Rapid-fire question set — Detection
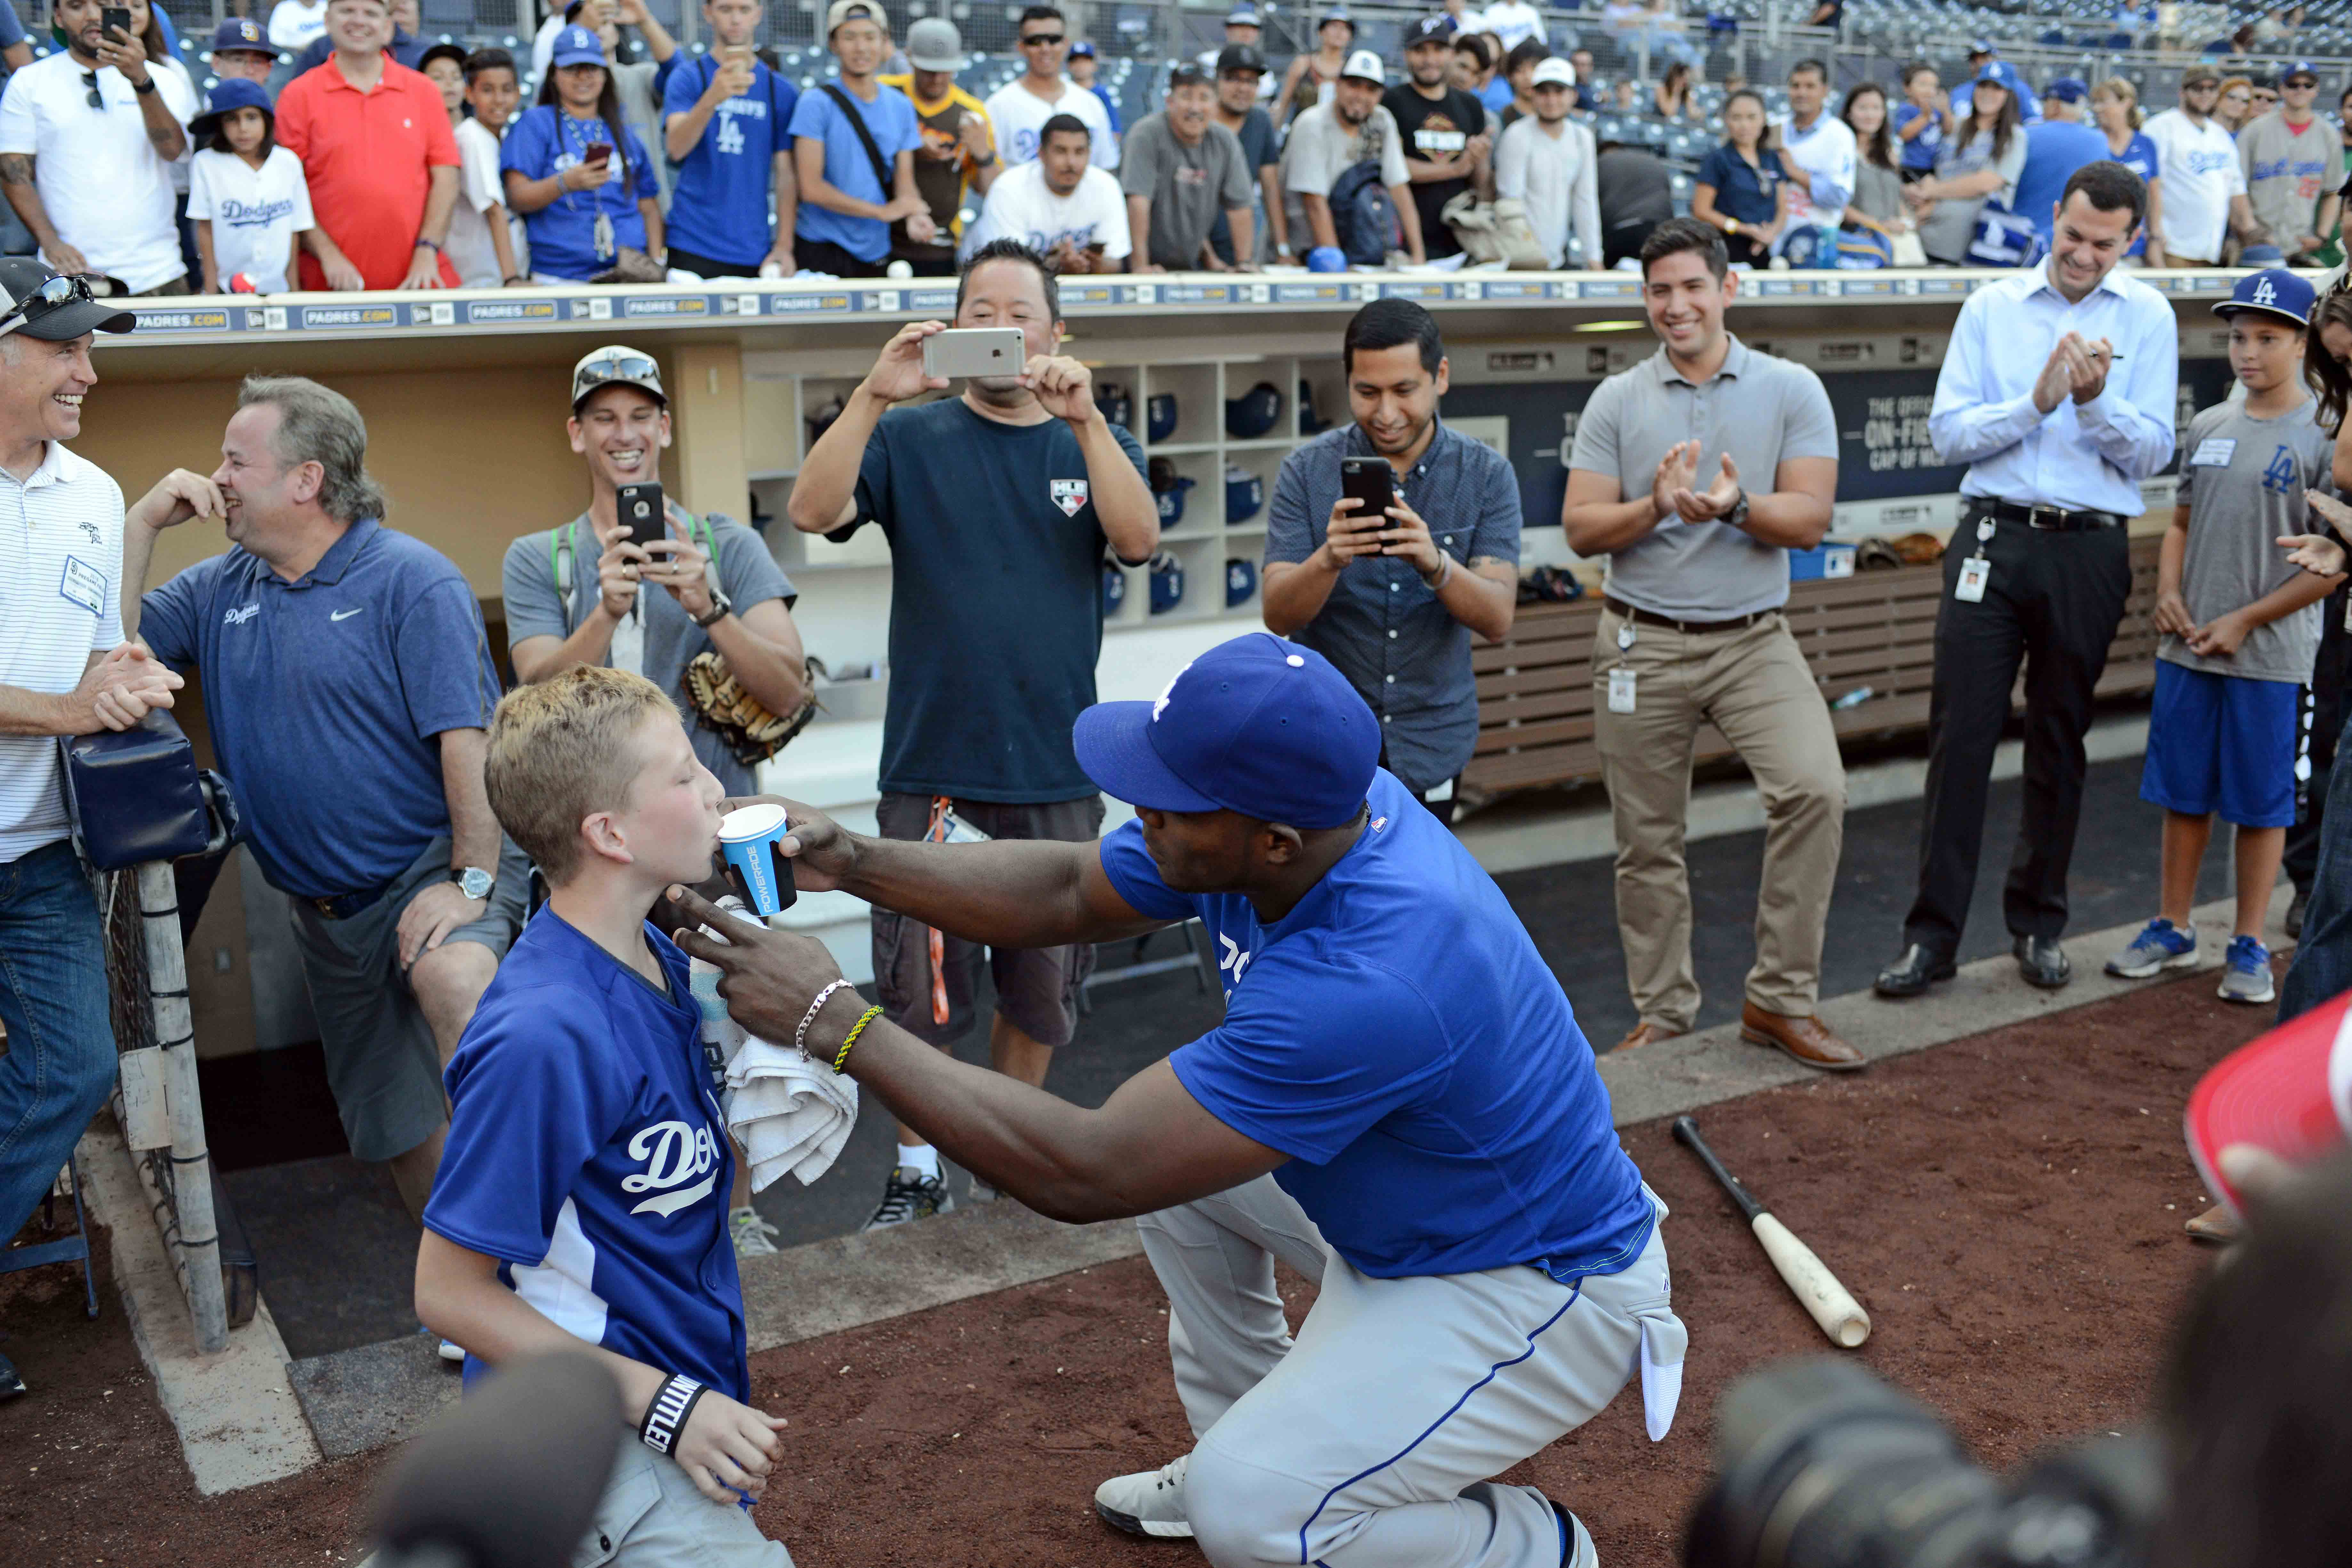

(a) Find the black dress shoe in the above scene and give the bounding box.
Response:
[2015,935,2071,989]
[1874,943,1957,997]
[2288,888,2309,940]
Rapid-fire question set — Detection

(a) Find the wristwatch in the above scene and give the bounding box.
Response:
[691,588,733,628]
[131,75,157,95]
[1726,488,1751,531]
[451,865,495,901]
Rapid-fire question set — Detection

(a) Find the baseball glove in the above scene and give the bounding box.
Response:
[683,651,823,766]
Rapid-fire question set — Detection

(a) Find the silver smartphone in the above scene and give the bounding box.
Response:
[922,327,1026,380]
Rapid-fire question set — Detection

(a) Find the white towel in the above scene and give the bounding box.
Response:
[724,1036,860,1191]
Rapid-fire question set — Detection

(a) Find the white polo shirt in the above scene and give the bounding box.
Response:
[0,442,126,861]
[0,53,196,294]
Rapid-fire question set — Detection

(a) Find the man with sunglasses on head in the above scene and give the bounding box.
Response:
[983,4,1116,171]
[0,261,181,1401]
[0,0,197,296]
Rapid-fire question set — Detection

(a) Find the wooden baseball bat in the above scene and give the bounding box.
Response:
[1672,1114,1871,1348]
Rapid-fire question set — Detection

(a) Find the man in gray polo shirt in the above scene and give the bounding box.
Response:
[1262,297,1520,816]
[1563,216,1859,1070]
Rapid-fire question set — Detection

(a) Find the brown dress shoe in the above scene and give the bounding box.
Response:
[1614,1021,1683,1051]
[1739,1002,1866,1072]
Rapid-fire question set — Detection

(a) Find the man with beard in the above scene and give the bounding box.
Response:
[1385,16,1490,262]
[1208,43,1279,264]
[1281,50,1423,264]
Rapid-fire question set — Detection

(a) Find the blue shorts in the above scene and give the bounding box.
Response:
[2139,660,2303,828]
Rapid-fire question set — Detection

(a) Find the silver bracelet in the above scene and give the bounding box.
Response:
[1423,552,1453,591]
[793,978,853,1060]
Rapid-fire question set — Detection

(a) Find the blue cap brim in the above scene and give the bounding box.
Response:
[1072,702,1224,814]
[2214,302,2311,325]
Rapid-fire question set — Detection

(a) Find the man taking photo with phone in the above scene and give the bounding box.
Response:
[788,239,1153,1230]
[661,0,799,281]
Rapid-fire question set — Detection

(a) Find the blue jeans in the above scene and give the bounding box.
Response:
[0,840,116,1242]
[2281,712,2352,1022]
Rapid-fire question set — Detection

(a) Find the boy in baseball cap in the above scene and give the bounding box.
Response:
[207,15,280,83]
[2108,269,2334,1008]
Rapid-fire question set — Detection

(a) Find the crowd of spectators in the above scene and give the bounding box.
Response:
[6,0,2352,293]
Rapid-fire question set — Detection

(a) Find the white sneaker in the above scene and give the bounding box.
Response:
[437,1338,465,1364]
[1095,1453,1193,1539]
[730,1205,782,1258]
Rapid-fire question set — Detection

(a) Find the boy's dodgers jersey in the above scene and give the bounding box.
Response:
[423,911,748,1399]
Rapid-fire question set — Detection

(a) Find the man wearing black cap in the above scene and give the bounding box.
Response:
[1208,43,1280,265]
[1386,16,1490,262]
[672,630,1683,1568]
[1121,63,1253,271]
[0,262,177,1401]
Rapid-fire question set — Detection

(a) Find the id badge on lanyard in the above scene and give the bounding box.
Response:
[1954,516,1995,603]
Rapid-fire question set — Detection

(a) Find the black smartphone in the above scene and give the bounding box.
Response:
[615,483,664,549]
[100,6,131,42]
[1339,457,1395,527]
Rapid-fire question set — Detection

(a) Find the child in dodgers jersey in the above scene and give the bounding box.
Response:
[418,666,795,1566]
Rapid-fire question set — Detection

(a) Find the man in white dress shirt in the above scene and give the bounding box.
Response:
[1878,162,2178,999]
[1775,59,1855,261]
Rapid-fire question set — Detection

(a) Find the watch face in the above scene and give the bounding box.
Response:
[458,868,493,899]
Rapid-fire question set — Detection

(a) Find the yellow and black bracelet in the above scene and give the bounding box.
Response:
[835,1005,884,1073]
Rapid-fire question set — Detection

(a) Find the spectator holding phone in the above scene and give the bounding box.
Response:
[961,113,1128,270]
[790,0,929,278]
[0,0,197,295]
[663,0,799,281]
[275,0,460,290]
[1262,299,1518,818]
[502,24,662,282]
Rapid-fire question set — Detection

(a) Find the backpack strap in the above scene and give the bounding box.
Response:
[821,82,895,196]
[550,521,578,635]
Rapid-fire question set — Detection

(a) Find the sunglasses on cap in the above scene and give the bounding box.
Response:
[571,349,662,400]
[0,273,95,340]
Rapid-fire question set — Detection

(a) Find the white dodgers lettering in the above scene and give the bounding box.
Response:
[1217,932,1253,999]
[622,1120,719,1216]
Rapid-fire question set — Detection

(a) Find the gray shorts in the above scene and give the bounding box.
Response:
[870,792,1104,1048]
[574,1434,795,1567]
[288,835,529,1162]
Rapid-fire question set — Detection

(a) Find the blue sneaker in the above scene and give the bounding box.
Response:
[2217,935,2275,1005]
[2103,918,2198,979]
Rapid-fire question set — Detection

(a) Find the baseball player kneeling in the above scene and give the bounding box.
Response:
[674,632,1688,1568]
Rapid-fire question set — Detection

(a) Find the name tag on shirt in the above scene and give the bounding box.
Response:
[2191,437,2237,467]
[59,554,106,616]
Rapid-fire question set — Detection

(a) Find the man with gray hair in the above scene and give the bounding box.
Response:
[123,376,525,1267]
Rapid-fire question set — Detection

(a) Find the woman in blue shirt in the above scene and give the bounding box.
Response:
[2092,76,2163,262]
[500,24,663,281]
[1691,89,1786,264]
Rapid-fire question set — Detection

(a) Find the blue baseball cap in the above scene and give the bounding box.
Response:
[549,23,605,68]
[2045,76,2088,103]
[1968,36,1995,55]
[210,16,278,56]
[189,76,275,139]
[2215,267,2315,326]
[1072,634,1379,828]
[1068,38,1096,57]
[1227,4,1263,25]
[2285,59,2321,85]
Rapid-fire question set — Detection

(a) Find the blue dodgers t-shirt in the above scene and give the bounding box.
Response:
[850,397,1145,801]
[2012,118,2111,239]
[2111,129,2159,257]
[501,106,660,279]
[139,520,502,901]
[1892,102,1942,172]
[423,913,748,1402]
[1098,770,1656,1282]
[788,79,922,262]
[663,56,799,266]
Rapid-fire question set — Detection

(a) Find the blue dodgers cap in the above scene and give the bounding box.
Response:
[2285,58,2320,84]
[550,23,605,68]
[1072,633,1379,829]
[2214,267,2316,326]
[1969,36,1995,55]
[2046,76,2088,103]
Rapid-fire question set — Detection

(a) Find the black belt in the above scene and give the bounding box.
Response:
[1603,596,1774,636]
[1965,497,2125,532]
[309,883,393,921]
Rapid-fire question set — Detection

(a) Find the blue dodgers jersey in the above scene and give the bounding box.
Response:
[422,912,749,1401]
[1098,770,1655,1281]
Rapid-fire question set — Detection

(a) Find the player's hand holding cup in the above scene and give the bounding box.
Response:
[719,794,854,893]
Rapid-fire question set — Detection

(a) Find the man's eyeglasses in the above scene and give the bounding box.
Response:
[1021,32,1064,45]
[0,273,94,340]
[79,71,104,110]
[571,350,662,401]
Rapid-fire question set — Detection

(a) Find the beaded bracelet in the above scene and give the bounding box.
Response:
[792,978,853,1060]
[835,1005,884,1073]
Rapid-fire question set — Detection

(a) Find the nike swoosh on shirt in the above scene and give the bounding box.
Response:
[330,608,364,622]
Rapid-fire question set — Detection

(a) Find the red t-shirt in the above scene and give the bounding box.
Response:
[276,56,461,290]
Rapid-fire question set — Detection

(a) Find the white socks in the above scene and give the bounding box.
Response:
[897,1142,940,1180]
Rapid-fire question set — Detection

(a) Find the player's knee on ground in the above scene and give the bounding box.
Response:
[1184,1439,1334,1568]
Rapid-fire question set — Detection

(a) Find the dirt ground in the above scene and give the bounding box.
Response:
[0,970,2258,1567]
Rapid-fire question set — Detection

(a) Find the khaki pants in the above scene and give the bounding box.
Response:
[1593,607,1846,1031]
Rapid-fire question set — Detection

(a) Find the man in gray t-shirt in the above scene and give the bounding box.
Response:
[2237,63,2340,264]
[1120,66,1253,269]
[1563,218,1857,1071]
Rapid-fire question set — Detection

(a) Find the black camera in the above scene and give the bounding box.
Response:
[1685,1358,2165,1568]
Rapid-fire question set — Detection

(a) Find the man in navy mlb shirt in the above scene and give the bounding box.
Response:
[673,631,1686,1568]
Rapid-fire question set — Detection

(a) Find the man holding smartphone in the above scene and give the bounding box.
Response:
[1261,298,1519,819]
[662,0,799,281]
[787,239,1154,1231]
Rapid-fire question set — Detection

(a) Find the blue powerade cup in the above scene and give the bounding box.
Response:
[718,803,798,917]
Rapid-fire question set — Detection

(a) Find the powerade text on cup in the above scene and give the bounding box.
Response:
[717,803,798,917]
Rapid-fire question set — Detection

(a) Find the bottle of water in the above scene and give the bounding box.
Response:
[690,897,761,1086]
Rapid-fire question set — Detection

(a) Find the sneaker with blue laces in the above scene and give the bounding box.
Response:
[2103,918,2199,979]
[2217,934,2275,1004]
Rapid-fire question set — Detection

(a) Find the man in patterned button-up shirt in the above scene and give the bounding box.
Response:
[1261,298,1521,817]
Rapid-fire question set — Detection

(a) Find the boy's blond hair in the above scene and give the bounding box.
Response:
[486,666,678,884]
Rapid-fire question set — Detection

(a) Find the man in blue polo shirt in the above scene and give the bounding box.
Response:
[125,375,527,1229]
[662,0,799,280]
[672,631,1685,1568]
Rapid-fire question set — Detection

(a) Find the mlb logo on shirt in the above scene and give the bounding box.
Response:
[1050,478,1089,516]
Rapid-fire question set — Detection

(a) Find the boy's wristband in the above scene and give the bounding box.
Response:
[640,1372,708,1457]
